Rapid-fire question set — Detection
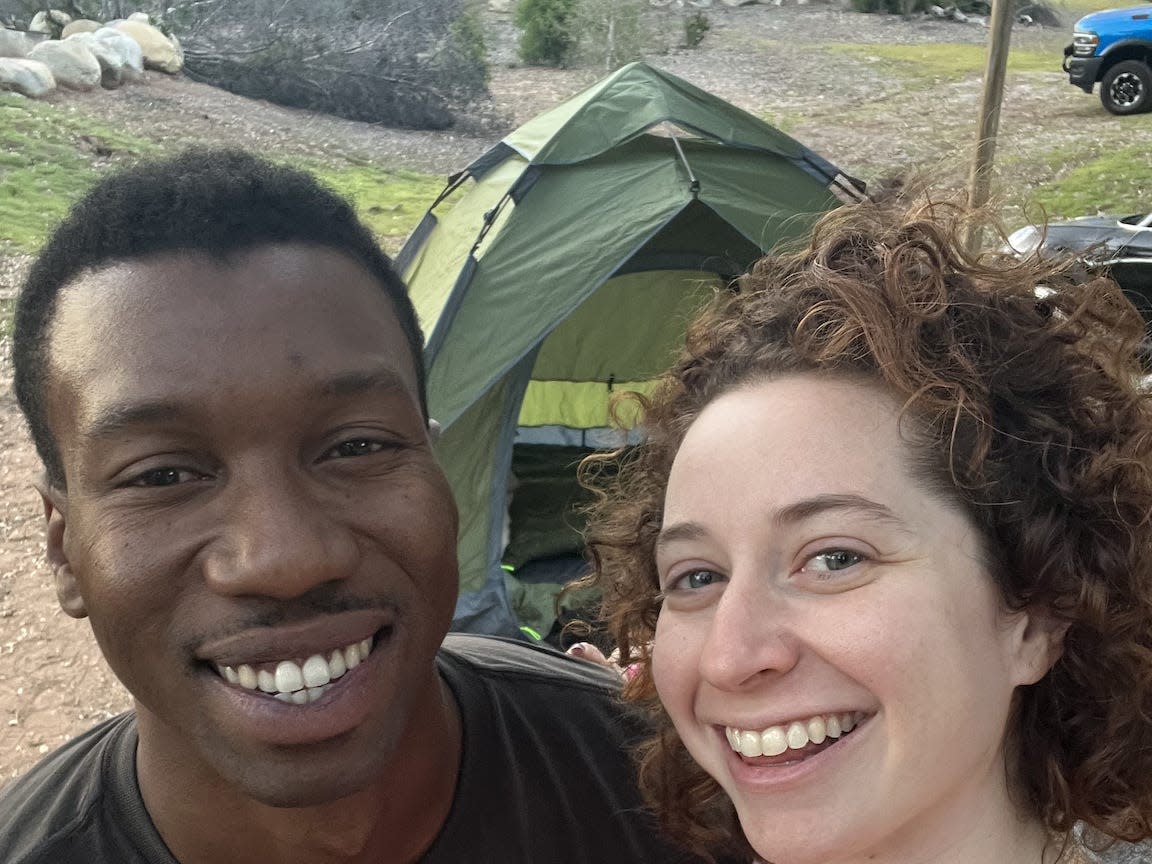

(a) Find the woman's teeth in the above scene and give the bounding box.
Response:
[725,712,866,757]
[214,637,373,704]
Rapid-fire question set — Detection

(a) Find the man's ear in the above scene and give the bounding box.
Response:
[33,479,87,619]
[1008,607,1068,686]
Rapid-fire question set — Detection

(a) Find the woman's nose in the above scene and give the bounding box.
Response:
[697,573,802,691]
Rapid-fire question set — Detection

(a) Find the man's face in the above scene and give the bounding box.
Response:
[41,244,459,806]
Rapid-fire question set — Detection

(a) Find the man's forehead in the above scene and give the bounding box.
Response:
[51,245,403,348]
[46,245,419,419]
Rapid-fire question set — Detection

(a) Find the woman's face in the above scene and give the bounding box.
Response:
[651,375,1056,864]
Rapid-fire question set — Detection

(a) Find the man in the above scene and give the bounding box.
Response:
[0,149,700,864]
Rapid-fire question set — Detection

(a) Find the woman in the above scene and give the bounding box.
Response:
[581,198,1152,863]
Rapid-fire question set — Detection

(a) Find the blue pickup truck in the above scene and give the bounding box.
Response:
[1064,4,1152,114]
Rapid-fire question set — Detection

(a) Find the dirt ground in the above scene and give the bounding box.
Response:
[0,1,1130,786]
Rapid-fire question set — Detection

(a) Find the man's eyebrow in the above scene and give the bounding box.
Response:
[82,400,184,442]
[80,370,413,442]
[319,369,411,399]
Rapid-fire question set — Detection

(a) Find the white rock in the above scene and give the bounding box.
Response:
[29,9,72,34]
[93,27,144,81]
[0,57,56,98]
[28,38,100,90]
[488,0,512,10]
[0,28,40,59]
[62,19,103,38]
[127,11,151,23]
[112,20,182,73]
[66,32,125,88]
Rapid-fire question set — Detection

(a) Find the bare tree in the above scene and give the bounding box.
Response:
[0,0,490,129]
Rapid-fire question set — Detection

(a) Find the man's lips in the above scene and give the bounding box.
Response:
[194,608,394,668]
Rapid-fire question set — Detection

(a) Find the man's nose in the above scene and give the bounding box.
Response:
[202,467,359,599]
[697,571,802,691]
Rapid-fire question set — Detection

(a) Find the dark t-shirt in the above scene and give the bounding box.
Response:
[0,634,701,864]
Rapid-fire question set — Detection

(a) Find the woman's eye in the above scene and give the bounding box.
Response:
[126,467,199,487]
[673,569,723,591]
[329,439,386,459]
[803,549,865,574]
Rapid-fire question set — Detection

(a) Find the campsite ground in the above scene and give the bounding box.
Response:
[0,0,1146,785]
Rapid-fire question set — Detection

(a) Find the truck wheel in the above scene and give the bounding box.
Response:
[1100,60,1152,115]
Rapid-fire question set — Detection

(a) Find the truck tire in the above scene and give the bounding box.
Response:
[1100,59,1152,115]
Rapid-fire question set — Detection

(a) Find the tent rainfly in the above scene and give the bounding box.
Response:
[397,61,865,638]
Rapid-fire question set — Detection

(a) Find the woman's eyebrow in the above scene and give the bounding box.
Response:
[654,521,709,554]
[773,494,909,531]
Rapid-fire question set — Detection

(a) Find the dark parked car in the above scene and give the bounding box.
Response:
[1007,211,1152,330]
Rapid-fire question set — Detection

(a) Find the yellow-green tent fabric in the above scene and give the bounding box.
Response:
[398,62,864,636]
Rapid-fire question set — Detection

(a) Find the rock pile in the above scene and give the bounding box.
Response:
[0,9,182,99]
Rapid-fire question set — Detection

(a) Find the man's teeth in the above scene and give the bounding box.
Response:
[725,712,865,758]
[215,637,373,703]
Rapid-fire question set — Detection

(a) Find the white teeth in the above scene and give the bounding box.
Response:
[237,664,257,690]
[726,712,865,756]
[275,660,304,693]
[302,654,331,688]
[786,721,809,750]
[257,669,277,693]
[807,716,827,745]
[217,635,375,703]
[760,726,788,757]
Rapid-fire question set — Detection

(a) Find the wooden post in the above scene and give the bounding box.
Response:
[965,0,1014,250]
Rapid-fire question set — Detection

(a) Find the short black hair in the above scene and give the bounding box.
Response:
[13,147,427,488]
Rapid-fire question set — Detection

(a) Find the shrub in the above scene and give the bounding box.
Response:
[515,0,579,66]
[683,10,709,48]
[576,0,647,70]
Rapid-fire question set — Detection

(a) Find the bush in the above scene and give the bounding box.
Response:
[683,10,709,48]
[849,0,928,13]
[576,0,647,70]
[515,0,579,66]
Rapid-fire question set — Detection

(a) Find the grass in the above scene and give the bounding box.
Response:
[1028,144,1152,218]
[0,94,441,257]
[1057,0,1149,14]
[825,42,1057,79]
[0,94,159,251]
[304,162,446,255]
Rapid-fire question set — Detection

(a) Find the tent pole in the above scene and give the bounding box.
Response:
[669,133,700,197]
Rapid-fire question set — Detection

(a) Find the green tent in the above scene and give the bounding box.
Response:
[397,61,864,637]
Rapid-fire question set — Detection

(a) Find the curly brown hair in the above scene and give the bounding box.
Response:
[581,197,1152,861]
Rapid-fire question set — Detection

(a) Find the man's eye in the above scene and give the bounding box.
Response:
[329,439,386,459]
[127,468,198,487]
[803,550,865,574]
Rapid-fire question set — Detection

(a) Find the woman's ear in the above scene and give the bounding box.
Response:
[1008,607,1068,686]
[34,480,87,620]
